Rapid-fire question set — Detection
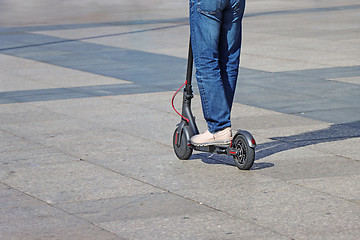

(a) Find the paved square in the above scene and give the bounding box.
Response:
[1,0,359,239]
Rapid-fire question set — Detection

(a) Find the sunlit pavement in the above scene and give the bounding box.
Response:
[1,1,359,239]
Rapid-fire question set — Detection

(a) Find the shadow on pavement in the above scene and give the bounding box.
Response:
[188,121,360,170]
[190,152,275,170]
[256,120,360,160]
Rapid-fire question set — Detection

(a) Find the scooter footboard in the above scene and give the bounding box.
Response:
[193,145,228,154]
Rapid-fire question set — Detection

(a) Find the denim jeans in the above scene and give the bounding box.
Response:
[189,0,245,133]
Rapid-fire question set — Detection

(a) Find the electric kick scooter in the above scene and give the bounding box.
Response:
[172,42,256,170]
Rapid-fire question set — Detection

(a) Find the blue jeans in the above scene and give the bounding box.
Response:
[189,0,245,133]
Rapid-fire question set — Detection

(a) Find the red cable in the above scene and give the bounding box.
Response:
[171,80,189,123]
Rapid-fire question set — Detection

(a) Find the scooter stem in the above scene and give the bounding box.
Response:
[181,41,199,136]
[186,41,194,91]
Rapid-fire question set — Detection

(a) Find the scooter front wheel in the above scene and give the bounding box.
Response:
[232,134,255,170]
[173,127,193,160]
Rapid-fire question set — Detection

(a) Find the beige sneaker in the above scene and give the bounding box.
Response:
[191,127,232,146]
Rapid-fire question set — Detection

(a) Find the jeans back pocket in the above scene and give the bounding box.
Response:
[197,0,223,21]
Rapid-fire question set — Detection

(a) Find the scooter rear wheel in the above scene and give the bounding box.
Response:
[232,134,255,170]
[173,127,193,160]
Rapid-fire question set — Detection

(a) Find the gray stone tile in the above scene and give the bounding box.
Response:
[0,103,68,124]
[253,121,360,161]
[237,195,360,240]
[257,154,360,181]
[0,75,51,92]
[296,108,360,124]
[255,138,332,160]
[98,211,289,240]
[231,112,323,131]
[106,91,203,115]
[1,160,164,204]
[251,122,331,141]
[175,177,322,212]
[1,145,67,163]
[5,89,95,104]
[291,175,360,203]
[328,76,360,85]
[55,192,212,223]
[2,226,124,240]
[314,137,360,161]
[31,96,156,123]
[263,98,351,116]
[1,117,103,145]
[88,148,274,193]
[0,131,42,153]
[87,109,182,146]
[35,128,140,159]
[0,150,77,176]
[0,204,122,240]
[0,183,43,209]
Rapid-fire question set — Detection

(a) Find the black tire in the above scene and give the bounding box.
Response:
[232,134,255,170]
[173,127,193,160]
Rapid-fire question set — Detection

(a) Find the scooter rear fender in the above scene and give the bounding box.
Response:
[233,130,256,148]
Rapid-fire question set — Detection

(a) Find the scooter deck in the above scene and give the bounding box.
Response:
[193,144,237,156]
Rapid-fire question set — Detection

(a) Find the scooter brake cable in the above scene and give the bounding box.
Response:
[171,80,190,123]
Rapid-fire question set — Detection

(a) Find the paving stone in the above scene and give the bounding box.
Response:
[1,0,360,239]
[0,103,68,124]
[0,204,123,240]
[0,131,43,153]
[314,137,360,161]
[98,212,289,240]
[0,149,76,174]
[1,117,102,146]
[54,192,212,223]
[0,183,43,209]
[236,196,360,240]
[291,175,360,204]
[257,154,360,181]
[1,160,164,204]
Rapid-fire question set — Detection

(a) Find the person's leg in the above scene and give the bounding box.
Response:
[219,0,245,114]
[189,0,230,134]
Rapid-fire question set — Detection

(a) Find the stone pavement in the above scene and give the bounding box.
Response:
[1,0,360,239]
